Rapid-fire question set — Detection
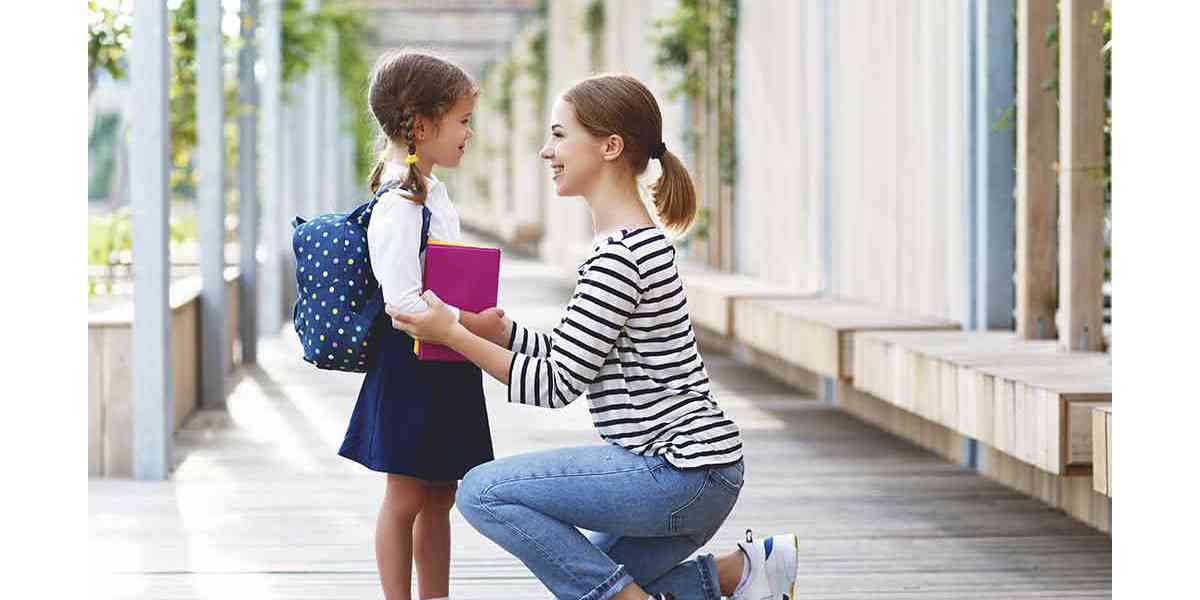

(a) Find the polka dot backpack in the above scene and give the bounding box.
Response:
[290,180,431,372]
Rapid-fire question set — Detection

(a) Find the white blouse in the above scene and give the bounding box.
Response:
[367,161,462,320]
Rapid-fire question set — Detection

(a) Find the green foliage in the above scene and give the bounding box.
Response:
[653,0,739,243]
[491,59,518,128]
[653,0,708,100]
[87,1,374,193]
[88,0,131,92]
[87,209,132,297]
[88,209,202,297]
[584,0,605,36]
[318,4,376,184]
[526,20,549,119]
[89,113,123,200]
[1041,5,1111,279]
[584,0,606,70]
[88,210,132,267]
[717,0,737,186]
[281,0,326,88]
[168,0,200,198]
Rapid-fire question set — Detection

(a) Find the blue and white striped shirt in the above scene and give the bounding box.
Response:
[506,226,743,469]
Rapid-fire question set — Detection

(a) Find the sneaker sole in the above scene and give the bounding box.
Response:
[789,533,798,599]
[769,533,799,600]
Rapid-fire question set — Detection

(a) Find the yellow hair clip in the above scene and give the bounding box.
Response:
[404,153,419,166]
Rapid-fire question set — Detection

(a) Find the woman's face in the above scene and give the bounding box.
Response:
[417,95,476,169]
[539,97,606,197]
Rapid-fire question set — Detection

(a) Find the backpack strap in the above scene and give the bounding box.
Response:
[376,179,432,251]
[419,205,432,253]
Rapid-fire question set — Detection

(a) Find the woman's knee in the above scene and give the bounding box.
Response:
[456,463,500,520]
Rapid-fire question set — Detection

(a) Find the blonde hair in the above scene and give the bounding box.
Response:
[366,50,479,202]
[562,73,697,235]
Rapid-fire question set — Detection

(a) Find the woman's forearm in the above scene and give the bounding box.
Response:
[445,323,514,384]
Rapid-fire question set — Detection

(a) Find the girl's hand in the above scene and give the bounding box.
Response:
[387,291,459,344]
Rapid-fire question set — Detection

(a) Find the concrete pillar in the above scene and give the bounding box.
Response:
[130,0,172,480]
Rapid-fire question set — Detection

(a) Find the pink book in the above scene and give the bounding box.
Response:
[413,240,502,362]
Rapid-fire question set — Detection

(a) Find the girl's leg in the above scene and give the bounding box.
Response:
[377,474,430,600]
[413,481,456,599]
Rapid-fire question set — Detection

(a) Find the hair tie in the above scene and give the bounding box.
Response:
[404,153,420,166]
[650,141,667,160]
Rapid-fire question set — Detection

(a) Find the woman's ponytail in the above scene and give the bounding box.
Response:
[649,148,697,235]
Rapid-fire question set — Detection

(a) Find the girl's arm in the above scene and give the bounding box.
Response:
[391,244,642,409]
[387,296,513,384]
[368,193,462,320]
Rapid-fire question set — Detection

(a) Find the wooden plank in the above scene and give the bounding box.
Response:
[1015,0,1059,340]
[1058,0,1107,352]
[171,298,199,433]
[101,326,133,477]
[1091,405,1110,496]
[1106,408,1112,496]
[978,443,1111,533]
[88,327,105,477]
[679,268,807,338]
[854,331,1109,474]
[766,297,959,380]
[1066,400,1109,467]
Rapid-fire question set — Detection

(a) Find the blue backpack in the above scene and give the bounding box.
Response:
[291,181,431,372]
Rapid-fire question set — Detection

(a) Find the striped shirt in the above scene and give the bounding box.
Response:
[505,226,743,469]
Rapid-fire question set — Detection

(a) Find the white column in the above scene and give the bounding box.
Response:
[258,0,284,335]
[304,0,323,218]
[197,0,228,408]
[323,68,339,213]
[130,0,172,480]
[238,0,260,362]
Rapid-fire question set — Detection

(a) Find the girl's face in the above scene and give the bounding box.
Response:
[416,95,476,168]
[539,97,607,197]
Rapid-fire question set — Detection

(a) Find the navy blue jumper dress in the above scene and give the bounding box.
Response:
[337,192,494,481]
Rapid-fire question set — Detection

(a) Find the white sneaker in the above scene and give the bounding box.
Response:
[732,529,799,600]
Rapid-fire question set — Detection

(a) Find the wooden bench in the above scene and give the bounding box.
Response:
[853,330,1111,474]
[734,297,960,381]
[1092,405,1112,497]
[677,265,809,338]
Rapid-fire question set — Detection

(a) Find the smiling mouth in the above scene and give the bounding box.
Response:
[551,165,564,178]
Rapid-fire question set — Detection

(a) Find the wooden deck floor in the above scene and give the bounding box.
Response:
[89,249,1111,599]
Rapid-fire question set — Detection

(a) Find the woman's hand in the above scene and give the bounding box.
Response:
[387,291,459,344]
[467,307,511,347]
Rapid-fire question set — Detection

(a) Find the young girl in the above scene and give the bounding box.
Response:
[389,74,800,600]
[338,50,509,600]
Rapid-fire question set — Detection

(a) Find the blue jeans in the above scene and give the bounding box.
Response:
[456,444,744,600]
